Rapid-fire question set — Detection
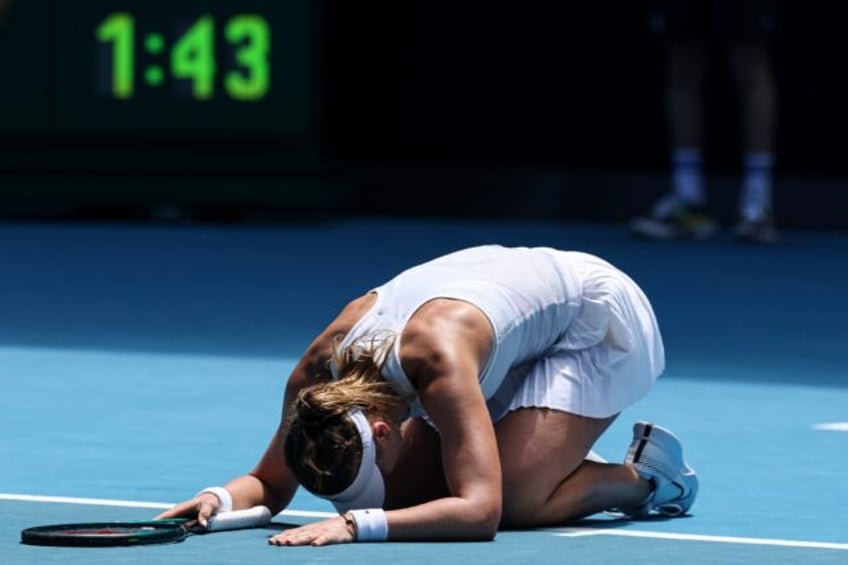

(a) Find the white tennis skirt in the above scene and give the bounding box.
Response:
[487,253,665,421]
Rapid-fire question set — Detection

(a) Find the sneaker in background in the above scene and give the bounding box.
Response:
[734,211,778,244]
[628,195,717,240]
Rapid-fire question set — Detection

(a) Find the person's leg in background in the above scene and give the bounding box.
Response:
[725,1,779,243]
[658,40,715,228]
[629,1,718,240]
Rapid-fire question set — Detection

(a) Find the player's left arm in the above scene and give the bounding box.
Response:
[382,302,502,540]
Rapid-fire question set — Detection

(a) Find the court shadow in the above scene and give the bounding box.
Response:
[262,520,312,533]
[575,513,692,529]
[503,512,695,533]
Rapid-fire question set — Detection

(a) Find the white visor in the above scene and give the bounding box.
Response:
[322,409,385,512]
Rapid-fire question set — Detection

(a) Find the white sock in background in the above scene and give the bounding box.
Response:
[740,152,775,222]
[651,148,706,219]
[671,148,705,207]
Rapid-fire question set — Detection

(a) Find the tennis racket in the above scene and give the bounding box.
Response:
[20,505,273,547]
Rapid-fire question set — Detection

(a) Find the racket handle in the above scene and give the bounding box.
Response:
[206,506,272,532]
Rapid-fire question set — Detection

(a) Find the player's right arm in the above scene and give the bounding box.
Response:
[231,339,333,516]
[156,293,375,526]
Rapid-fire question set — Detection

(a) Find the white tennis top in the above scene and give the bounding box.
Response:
[331,244,663,420]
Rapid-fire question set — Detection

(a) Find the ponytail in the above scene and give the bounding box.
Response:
[285,332,405,495]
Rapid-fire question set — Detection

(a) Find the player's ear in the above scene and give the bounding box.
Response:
[372,420,391,440]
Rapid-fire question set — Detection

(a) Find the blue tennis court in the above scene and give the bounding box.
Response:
[2,217,847,564]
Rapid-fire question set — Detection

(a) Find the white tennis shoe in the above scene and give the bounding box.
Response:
[622,421,698,517]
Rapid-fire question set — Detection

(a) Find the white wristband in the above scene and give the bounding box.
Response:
[196,487,233,513]
[349,508,388,542]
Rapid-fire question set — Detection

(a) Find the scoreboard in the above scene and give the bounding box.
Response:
[0,0,342,216]
[0,0,316,139]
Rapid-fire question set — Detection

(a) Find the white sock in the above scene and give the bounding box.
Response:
[740,152,775,221]
[671,148,705,206]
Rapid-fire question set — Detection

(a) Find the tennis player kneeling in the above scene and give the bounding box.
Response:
[158,245,698,546]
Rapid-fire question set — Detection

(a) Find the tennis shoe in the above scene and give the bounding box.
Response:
[621,421,698,517]
[734,211,778,244]
[628,195,717,240]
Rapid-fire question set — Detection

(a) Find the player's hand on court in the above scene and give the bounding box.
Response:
[268,515,355,547]
[154,493,221,528]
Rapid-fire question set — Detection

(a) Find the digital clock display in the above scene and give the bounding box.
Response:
[96,13,270,102]
[53,1,314,136]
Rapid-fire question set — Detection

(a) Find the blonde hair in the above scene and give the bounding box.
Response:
[284,332,405,495]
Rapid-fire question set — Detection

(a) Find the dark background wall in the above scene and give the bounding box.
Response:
[0,2,846,228]
[322,3,844,172]
[320,2,848,228]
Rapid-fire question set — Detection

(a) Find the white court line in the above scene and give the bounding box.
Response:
[555,528,848,551]
[0,493,333,520]
[812,422,848,432]
[4,493,846,550]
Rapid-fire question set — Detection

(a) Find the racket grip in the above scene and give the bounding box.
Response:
[206,506,272,532]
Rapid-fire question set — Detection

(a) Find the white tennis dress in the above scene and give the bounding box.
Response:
[333,245,665,421]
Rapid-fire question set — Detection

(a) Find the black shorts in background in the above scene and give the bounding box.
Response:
[650,0,778,42]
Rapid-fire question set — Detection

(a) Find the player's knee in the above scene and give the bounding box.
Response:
[499,479,550,528]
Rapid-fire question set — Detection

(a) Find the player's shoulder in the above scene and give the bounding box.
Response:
[401,300,492,367]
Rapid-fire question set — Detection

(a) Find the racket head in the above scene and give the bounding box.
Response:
[21,519,190,547]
